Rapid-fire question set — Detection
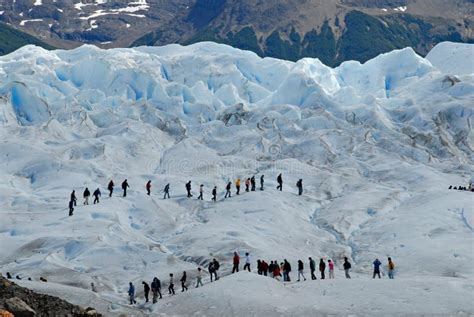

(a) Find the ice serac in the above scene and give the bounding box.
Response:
[0,42,473,316]
[426,41,474,76]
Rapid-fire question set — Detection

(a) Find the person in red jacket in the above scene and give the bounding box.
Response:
[232,252,240,273]
[273,265,281,281]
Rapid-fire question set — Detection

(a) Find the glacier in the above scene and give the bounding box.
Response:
[0,41,473,316]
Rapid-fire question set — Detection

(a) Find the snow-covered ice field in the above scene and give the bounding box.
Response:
[0,41,473,316]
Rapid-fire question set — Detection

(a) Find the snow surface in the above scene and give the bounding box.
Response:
[0,41,473,316]
[427,42,474,76]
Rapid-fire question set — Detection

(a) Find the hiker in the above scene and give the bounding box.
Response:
[168,274,175,295]
[373,258,382,279]
[212,186,217,202]
[151,277,162,303]
[180,271,188,292]
[236,178,241,195]
[232,252,240,273]
[108,180,114,197]
[245,178,250,192]
[388,257,395,279]
[163,183,170,199]
[146,180,151,196]
[243,252,251,272]
[142,281,150,302]
[261,260,268,276]
[257,260,262,275]
[251,176,256,191]
[343,257,351,279]
[208,261,217,282]
[128,282,136,305]
[198,184,204,200]
[260,175,264,190]
[277,173,283,191]
[122,179,129,197]
[273,263,281,281]
[213,258,220,280]
[297,260,306,281]
[91,282,97,293]
[297,179,303,196]
[328,259,335,279]
[283,259,291,281]
[186,181,192,197]
[225,181,232,198]
[196,268,204,288]
[83,187,90,205]
[68,200,74,216]
[70,190,77,206]
[319,259,326,279]
[93,188,101,204]
[309,257,317,280]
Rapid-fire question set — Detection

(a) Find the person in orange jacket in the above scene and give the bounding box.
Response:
[235,178,241,195]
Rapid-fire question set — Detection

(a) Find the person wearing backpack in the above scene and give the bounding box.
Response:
[142,281,150,302]
[122,179,130,197]
[297,260,306,281]
[225,182,232,198]
[83,187,90,205]
[213,258,220,280]
[151,277,162,303]
[180,271,188,292]
[107,180,114,197]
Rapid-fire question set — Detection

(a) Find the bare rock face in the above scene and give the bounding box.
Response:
[0,277,101,317]
[4,297,36,317]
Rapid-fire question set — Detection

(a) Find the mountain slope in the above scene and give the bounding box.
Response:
[0,22,54,55]
[0,0,473,65]
[0,42,473,315]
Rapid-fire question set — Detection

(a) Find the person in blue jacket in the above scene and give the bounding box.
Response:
[373,258,382,278]
[128,282,136,305]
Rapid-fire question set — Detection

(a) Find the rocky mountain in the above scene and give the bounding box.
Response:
[0,277,100,316]
[0,0,473,64]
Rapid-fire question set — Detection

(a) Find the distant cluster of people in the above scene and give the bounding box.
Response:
[126,253,396,306]
[448,184,473,192]
[67,173,306,216]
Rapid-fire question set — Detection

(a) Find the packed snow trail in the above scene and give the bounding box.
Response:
[0,41,473,316]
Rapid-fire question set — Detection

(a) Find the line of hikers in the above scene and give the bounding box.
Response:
[126,254,396,305]
[68,173,304,216]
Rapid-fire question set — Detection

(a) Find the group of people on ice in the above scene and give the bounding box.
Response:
[126,253,396,305]
[68,173,304,216]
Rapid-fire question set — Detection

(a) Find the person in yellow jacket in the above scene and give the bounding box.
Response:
[235,178,241,195]
[387,257,395,279]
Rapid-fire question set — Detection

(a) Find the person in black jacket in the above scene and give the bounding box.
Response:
[142,281,150,302]
[213,258,220,280]
[122,179,129,197]
[283,259,291,281]
[277,174,283,191]
[93,188,101,204]
[151,277,162,303]
[108,180,114,197]
[309,257,317,280]
[257,260,263,275]
[180,271,188,292]
[343,257,351,279]
[250,176,256,191]
[68,200,74,216]
[260,175,264,191]
[83,187,90,205]
[297,179,303,196]
[319,259,326,279]
[70,190,77,206]
[212,186,217,202]
[163,183,170,199]
[186,181,192,197]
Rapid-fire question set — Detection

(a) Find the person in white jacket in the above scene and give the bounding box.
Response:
[196,267,204,288]
[243,252,251,272]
